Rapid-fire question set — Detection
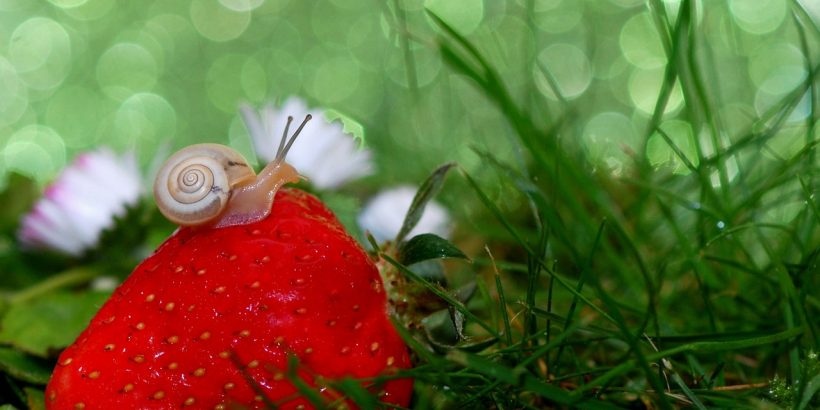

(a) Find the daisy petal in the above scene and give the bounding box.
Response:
[240,98,374,189]
[358,186,452,243]
[17,148,144,256]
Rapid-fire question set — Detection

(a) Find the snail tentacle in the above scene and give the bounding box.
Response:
[276,114,311,163]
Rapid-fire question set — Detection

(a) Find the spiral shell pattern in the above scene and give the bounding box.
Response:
[154,144,255,226]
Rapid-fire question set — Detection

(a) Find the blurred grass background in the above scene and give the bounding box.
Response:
[0,0,813,188]
[0,0,819,408]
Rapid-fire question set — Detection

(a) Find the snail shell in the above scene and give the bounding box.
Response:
[154,114,309,228]
[153,144,255,226]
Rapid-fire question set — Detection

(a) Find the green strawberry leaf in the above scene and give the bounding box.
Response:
[0,348,52,384]
[324,109,366,145]
[398,233,468,266]
[395,163,455,243]
[452,281,477,303]
[0,291,111,357]
[422,309,460,351]
[406,260,447,285]
[455,336,499,353]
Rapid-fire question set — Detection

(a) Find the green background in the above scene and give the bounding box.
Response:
[0,0,815,196]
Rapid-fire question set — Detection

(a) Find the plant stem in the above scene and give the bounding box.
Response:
[8,267,99,305]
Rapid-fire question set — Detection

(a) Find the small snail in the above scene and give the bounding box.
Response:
[154,115,311,228]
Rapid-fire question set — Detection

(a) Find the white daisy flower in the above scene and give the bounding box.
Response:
[240,97,374,190]
[17,148,143,256]
[358,185,451,243]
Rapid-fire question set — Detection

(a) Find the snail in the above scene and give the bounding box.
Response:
[154,115,311,228]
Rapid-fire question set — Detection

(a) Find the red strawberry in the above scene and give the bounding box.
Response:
[45,187,413,409]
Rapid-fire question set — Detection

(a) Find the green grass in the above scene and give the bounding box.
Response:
[0,1,816,409]
[368,2,819,409]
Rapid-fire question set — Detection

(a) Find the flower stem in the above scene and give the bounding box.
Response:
[8,267,99,305]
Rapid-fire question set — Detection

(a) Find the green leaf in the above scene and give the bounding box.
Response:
[0,173,38,235]
[422,309,460,350]
[381,253,500,339]
[0,348,52,384]
[0,291,111,357]
[324,109,366,145]
[25,388,45,410]
[398,233,468,266]
[454,336,498,353]
[452,281,476,304]
[395,163,455,243]
[406,260,447,285]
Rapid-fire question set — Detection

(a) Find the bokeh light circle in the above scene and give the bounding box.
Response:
[480,15,535,86]
[619,12,666,69]
[96,42,158,101]
[114,93,176,152]
[0,57,29,127]
[761,183,804,224]
[206,54,258,113]
[218,0,263,12]
[531,0,583,34]
[190,0,251,42]
[8,17,72,90]
[535,43,592,100]
[628,67,683,115]
[385,46,441,88]
[253,46,303,97]
[748,42,806,95]
[347,14,384,71]
[763,124,807,160]
[47,0,88,8]
[308,55,361,104]
[610,0,643,7]
[646,120,699,175]
[46,86,107,147]
[729,0,787,35]
[582,112,639,175]
[424,0,484,34]
[61,0,115,21]
[240,57,267,104]
[4,125,66,183]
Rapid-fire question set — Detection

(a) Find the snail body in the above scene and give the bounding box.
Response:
[154,115,310,228]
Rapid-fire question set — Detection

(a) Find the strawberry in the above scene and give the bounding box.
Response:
[45,187,413,409]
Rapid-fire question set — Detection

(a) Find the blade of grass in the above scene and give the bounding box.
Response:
[572,326,804,397]
[285,355,330,409]
[671,373,708,410]
[485,246,512,347]
[580,227,672,409]
[524,225,549,350]
[552,221,605,375]
[391,0,419,96]
[446,350,620,409]
[798,175,820,224]
[655,197,718,330]
[395,162,456,243]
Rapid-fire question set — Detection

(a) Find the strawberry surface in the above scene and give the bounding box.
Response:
[46,188,412,409]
